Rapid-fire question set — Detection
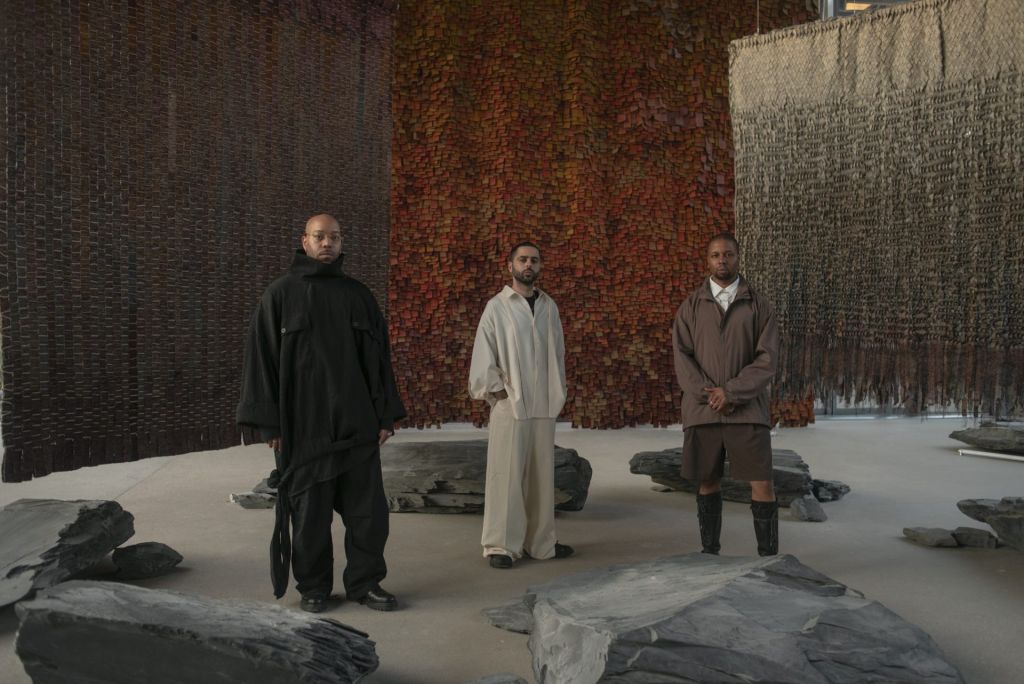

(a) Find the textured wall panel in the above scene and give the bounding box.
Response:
[1,0,396,481]
[389,0,814,429]
[732,0,1024,413]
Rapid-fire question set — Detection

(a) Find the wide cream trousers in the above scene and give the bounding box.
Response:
[481,400,557,560]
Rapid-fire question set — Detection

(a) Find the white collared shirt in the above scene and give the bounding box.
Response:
[709,276,740,312]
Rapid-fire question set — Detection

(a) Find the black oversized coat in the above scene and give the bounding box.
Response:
[237,251,406,496]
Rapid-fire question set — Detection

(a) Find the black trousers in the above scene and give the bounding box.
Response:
[288,452,389,600]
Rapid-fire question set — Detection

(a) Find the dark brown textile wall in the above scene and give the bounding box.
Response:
[731,0,1024,413]
[0,0,396,482]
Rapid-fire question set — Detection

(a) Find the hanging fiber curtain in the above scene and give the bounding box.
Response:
[729,0,1024,414]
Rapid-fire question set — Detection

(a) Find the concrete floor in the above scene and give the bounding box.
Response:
[1,417,1022,683]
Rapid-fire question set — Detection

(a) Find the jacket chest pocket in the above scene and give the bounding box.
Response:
[350,319,378,341]
[279,313,310,337]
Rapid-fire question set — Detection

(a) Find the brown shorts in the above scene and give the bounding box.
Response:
[681,423,773,483]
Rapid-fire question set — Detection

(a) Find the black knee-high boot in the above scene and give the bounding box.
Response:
[696,492,723,555]
[750,500,778,556]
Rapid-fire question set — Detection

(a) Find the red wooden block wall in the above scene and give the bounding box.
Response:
[389,0,815,429]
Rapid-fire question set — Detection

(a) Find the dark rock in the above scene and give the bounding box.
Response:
[952,526,998,549]
[790,495,828,522]
[903,527,958,547]
[253,478,277,495]
[628,448,812,506]
[812,479,851,502]
[112,542,184,579]
[229,492,277,509]
[957,497,1024,551]
[15,580,378,683]
[482,598,534,635]
[0,499,135,608]
[949,426,1024,454]
[488,553,963,683]
[380,440,592,513]
[463,674,529,684]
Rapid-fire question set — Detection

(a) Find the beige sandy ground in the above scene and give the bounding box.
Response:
[1,417,1022,683]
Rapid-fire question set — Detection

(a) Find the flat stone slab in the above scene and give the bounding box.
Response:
[229,491,277,509]
[488,553,963,683]
[0,499,135,608]
[15,580,378,683]
[952,526,998,548]
[482,598,534,635]
[903,527,958,547]
[957,497,1024,551]
[379,440,592,513]
[464,675,529,684]
[629,448,821,506]
[233,441,593,514]
[949,425,1024,454]
[113,542,183,579]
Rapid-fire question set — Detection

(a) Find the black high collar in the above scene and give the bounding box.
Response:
[289,250,347,278]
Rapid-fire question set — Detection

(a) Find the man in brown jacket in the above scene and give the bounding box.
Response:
[672,233,780,556]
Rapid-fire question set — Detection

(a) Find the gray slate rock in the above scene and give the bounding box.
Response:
[482,598,535,635]
[464,675,529,684]
[488,553,962,683]
[791,495,828,522]
[629,448,812,506]
[15,580,378,683]
[380,440,592,513]
[957,497,1024,551]
[253,478,277,495]
[903,527,958,547]
[112,542,184,579]
[229,491,277,509]
[952,526,998,548]
[812,479,851,502]
[949,425,1024,454]
[0,499,135,608]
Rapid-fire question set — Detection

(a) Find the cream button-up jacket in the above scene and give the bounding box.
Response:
[469,286,567,420]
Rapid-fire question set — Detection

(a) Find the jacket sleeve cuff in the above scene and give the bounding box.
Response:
[380,417,395,432]
[237,401,280,429]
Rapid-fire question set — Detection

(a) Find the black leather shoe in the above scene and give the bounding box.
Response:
[554,543,574,559]
[358,585,398,612]
[489,554,515,569]
[299,596,326,613]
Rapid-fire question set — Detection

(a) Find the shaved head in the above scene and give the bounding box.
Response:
[306,214,340,234]
[302,214,343,263]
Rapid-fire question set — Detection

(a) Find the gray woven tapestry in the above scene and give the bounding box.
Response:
[730,0,1024,414]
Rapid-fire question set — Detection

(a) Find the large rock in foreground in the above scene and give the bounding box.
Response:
[949,424,1024,454]
[489,554,963,684]
[381,440,592,513]
[15,580,378,683]
[0,499,135,608]
[957,497,1024,551]
[629,448,816,506]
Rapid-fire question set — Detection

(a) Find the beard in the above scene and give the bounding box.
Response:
[513,269,537,285]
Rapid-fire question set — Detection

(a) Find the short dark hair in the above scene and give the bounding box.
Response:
[707,232,740,253]
[507,241,542,262]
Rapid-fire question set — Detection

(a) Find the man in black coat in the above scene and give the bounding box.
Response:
[237,213,406,613]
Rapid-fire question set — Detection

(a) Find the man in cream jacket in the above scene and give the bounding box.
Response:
[469,241,573,569]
